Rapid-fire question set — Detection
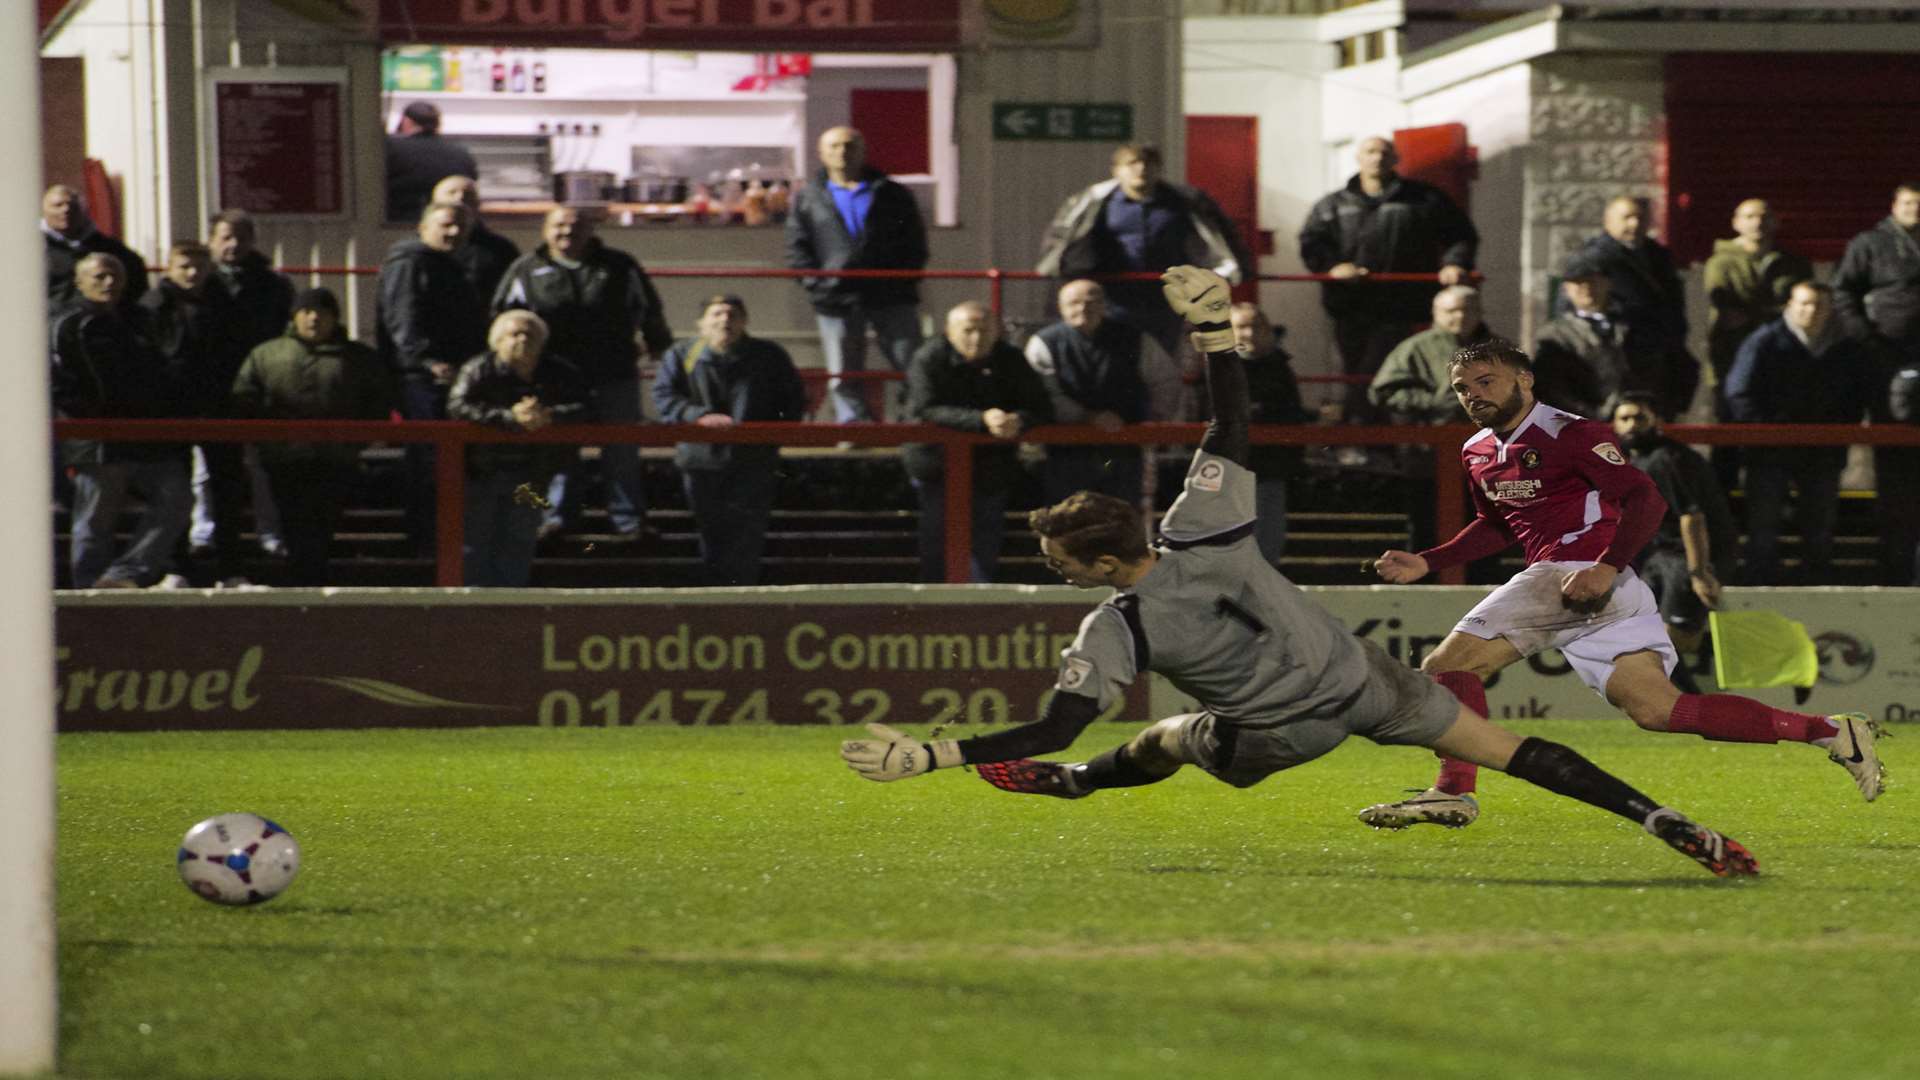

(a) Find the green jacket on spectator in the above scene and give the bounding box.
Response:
[1367,323,1493,426]
[1703,238,1813,382]
[230,326,394,467]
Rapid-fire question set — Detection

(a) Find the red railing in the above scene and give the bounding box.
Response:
[52,419,1920,587]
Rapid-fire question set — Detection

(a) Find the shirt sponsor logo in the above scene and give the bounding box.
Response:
[1592,442,1627,466]
[1193,460,1225,493]
[1059,656,1093,690]
[1486,478,1543,502]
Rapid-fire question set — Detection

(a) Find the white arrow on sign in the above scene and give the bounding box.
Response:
[998,108,1038,136]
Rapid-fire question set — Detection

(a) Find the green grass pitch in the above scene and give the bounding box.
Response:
[53,720,1916,1080]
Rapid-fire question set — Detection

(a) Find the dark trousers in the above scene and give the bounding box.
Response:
[1743,456,1842,585]
[1332,313,1417,424]
[261,459,352,586]
[1875,445,1920,586]
[465,470,547,587]
[400,375,449,556]
[683,465,777,586]
[913,478,1010,583]
[192,443,249,580]
[1043,446,1143,506]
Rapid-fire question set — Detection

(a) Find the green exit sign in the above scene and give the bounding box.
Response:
[993,102,1133,142]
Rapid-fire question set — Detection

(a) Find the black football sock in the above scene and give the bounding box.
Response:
[1502,737,1661,824]
[1071,744,1173,791]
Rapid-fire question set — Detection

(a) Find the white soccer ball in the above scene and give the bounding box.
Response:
[177,813,301,906]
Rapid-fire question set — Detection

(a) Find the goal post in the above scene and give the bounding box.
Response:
[1,0,57,1071]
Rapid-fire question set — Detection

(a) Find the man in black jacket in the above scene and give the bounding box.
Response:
[385,102,478,224]
[51,253,190,588]
[379,200,488,552]
[1299,136,1477,423]
[1607,391,1736,693]
[785,126,928,423]
[448,311,593,587]
[904,301,1053,582]
[1561,196,1699,414]
[42,184,147,318]
[434,175,520,304]
[1834,181,1920,585]
[1725,282,1877,586]
[495,206,672,540]
[140,241,246,585]
[206,208,296,562]
[652,295,808,586]
[1227,303,1312,567]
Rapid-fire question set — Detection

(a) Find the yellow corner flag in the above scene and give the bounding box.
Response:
[1709,610,1819,689]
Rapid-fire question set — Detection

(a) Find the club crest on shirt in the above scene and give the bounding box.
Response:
[1520,448,1542,469]
[1059,656,1093,690]
[1193,460,1225,492]
[1592,442,1627,466]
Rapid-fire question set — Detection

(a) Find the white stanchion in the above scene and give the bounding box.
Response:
[1,0,57,1070]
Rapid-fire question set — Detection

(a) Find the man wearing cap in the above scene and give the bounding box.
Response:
[1534,250,1693,421]
[386,101,478,224]
[230,288,395,586]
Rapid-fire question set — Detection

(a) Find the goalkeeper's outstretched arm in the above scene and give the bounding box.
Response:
[839,690,1103,783]
[1159,266,1249,470]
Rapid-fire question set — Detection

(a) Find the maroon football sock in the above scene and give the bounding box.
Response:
[1667,693,1838,744]
[1431,670,1487,795]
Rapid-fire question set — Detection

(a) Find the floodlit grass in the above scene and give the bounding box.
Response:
[55,720,1918,1080]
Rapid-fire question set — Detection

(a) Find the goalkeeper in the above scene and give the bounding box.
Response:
[841,265,1761,878]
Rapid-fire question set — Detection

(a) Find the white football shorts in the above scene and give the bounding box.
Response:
[1451,560,1676,696]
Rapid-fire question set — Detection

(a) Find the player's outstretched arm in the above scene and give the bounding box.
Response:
[839,692,1105,783]
[1160,265,1251,469]
[1371,549,1430,584]
[840,723,963,783]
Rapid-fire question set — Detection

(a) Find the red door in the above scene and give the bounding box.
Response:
[1392,123,1475,209]
[849,88,930,176]
[1185,115,1263,301]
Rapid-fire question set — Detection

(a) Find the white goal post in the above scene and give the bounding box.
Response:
[2,0,57,1071]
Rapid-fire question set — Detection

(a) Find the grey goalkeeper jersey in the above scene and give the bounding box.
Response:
[1055,450,1371,727]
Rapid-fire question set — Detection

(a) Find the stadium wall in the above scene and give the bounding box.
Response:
[53,587,1912,732]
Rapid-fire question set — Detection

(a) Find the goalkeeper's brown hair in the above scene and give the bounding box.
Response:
[1029,493,1149,564]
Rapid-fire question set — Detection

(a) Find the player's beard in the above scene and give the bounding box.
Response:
[1468,384,1527,430]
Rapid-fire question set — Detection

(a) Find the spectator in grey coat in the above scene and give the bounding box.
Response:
[653,296,808,586]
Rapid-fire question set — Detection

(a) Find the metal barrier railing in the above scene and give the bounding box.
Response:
[52,419,1920,587]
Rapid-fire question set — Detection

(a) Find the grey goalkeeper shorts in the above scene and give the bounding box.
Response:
[1174,636,1462,788]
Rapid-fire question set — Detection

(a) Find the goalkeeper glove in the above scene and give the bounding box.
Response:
[1159,265,1235,354]
[840,723,964,783]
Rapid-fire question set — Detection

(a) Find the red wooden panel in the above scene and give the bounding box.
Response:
[849,88,929,176]
[39,0,70,33]
[1185,114,1261,300]
[1665,53,1920,264]
[1392,123,1474,209]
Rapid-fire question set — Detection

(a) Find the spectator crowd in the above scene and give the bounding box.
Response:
[44,123,1920,592]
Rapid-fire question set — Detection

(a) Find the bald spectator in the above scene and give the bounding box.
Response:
[1562,195,1698,413]
[379,200,487,552]
[385,101,477,223]
[494,205,673,541]
[51,253,189,589]
[433,175,520,304]
[1299,135,1477,425]
[1834,181,1920,585]
[42,184,146,317]
[1038,143,1252,361]
[903,301,1053,582]
[1227,303,1313,567]
[1703,198,1813,490]
[1368,285,1495,426]
[786,125,928,423]
[1024,279,1148,504]
[205,208,294,560]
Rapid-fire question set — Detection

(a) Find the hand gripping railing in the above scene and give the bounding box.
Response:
[53,419,1920,587]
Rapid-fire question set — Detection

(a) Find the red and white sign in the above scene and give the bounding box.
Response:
[378,0,961,49]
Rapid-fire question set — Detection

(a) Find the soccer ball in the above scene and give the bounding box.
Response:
[177,813,301,906]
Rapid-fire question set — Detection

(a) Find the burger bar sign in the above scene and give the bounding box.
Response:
[379,0,962,48]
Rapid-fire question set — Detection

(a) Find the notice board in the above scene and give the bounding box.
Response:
[209,71,347,217]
